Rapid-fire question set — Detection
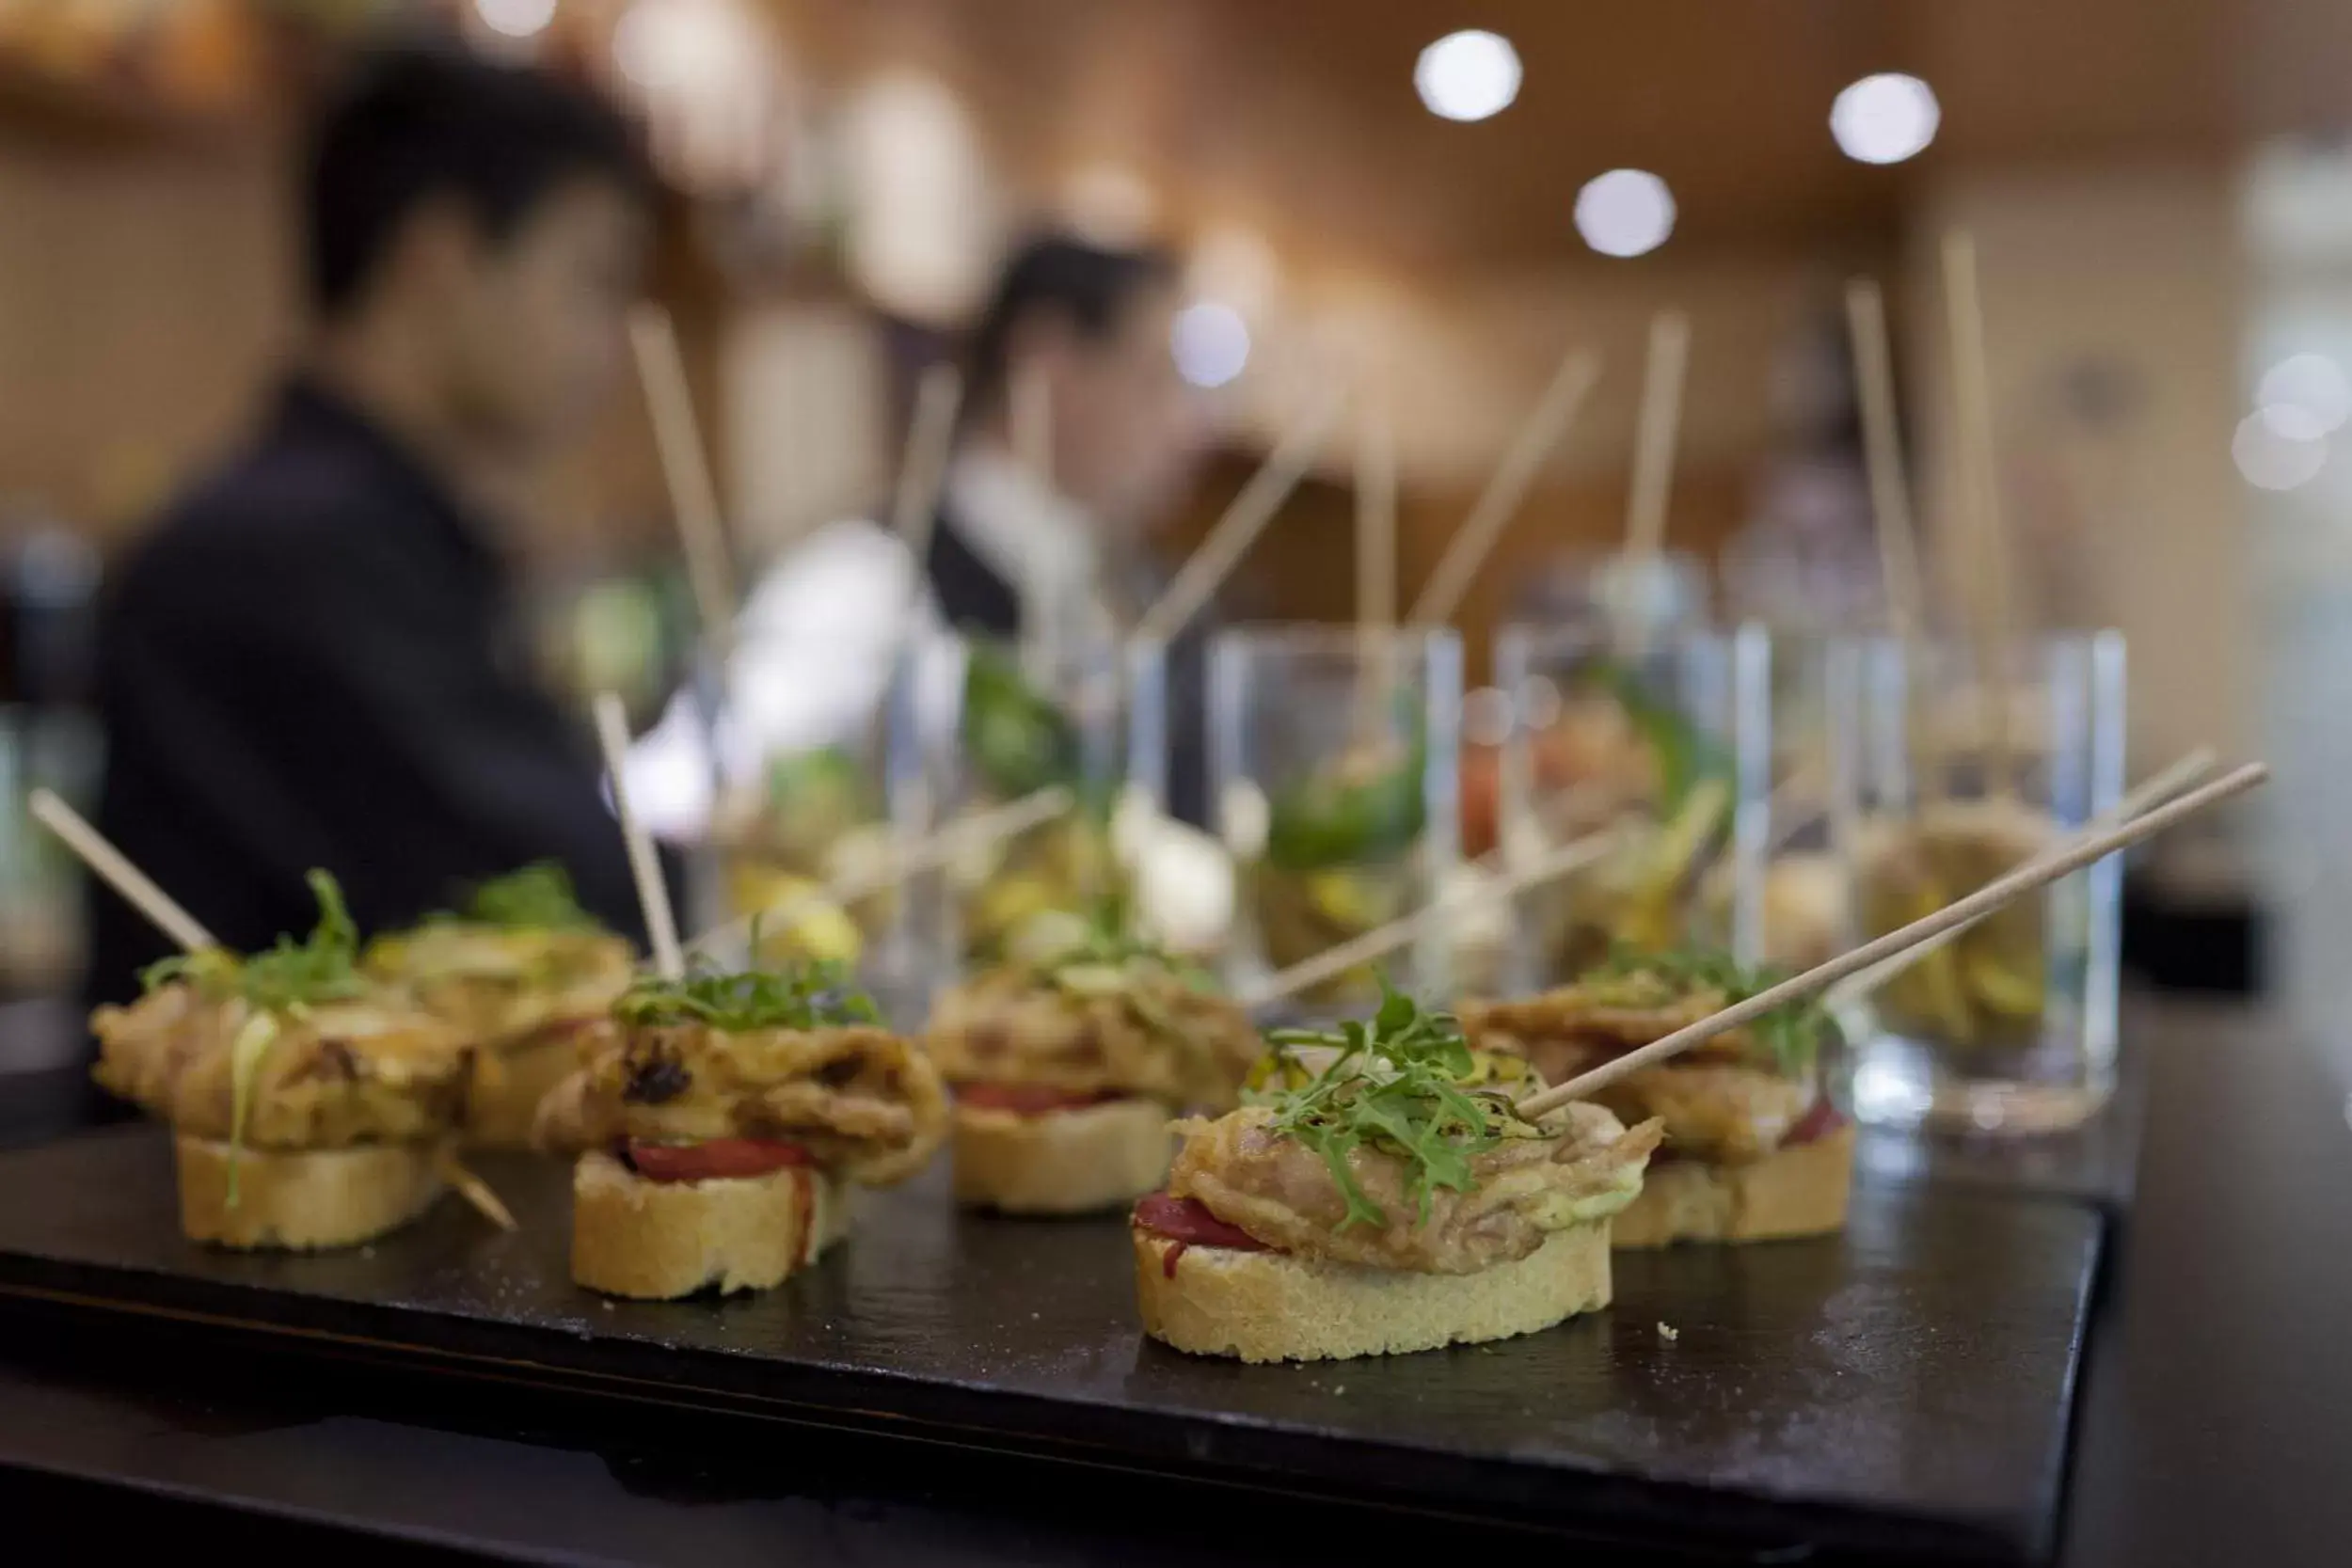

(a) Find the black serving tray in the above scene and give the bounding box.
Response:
[0,1127,2098,1565]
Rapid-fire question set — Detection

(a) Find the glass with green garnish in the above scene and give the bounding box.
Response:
[934,631,1141,969]
[1211,626,1461,1007]
[1495,624,1747,987]
[1830,632,2124,1134]
[709,629,926,974]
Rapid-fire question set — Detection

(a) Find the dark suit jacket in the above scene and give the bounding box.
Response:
[83,380,652,1009]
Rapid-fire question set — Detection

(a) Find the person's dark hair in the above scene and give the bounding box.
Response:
[304,44,655,318]
[964,235,1180,412]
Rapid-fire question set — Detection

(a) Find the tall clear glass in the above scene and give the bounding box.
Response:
[932,631,1134,969]
[708,629,929,983]
[1210,626,1462,1008]
[1497,625,1798,987]
[1831,632,2126,1134]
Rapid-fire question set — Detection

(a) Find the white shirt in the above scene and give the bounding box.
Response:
[624,443,1106,837]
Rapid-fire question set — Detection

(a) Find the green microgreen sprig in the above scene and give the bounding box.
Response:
[140,869,367,1012]
[1254,981,1540,1233]
[613,950,880,1033]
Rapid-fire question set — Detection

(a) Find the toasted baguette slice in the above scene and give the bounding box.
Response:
[175,1134,447,1251]
[1608,1124,1855,1250]
[1134,1220,1613,1363]
[953,1098,1173,1215]
[570,1151,849,1299]
[465,1032,585,1151]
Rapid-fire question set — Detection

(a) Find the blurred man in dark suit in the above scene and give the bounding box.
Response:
[85,46,660,1006]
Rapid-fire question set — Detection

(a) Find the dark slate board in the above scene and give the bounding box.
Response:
[0,1127,2097,1565]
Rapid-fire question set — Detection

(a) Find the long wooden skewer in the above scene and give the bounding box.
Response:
[1241,826,1627,1008]
[1622,309,1691,564]
[29,790,215,953]
[1356,390,1397,643]
[1826,748,2217,1011]
[30,791,516,1231]
[1408,348,1602,627]
[692,784,1075,955]
[1515,762,2269,1119]
[629,304,736,657]
[1942,232,2016,798]
[1134,386,1347,644]
[593,693,684,981]
[1011,357,1054,490]
[889,363,964,597]
[1845,279,1924,638]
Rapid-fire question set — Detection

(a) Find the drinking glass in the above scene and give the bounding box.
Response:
[1496,625,1767,988]
[1831,632,2126,1134]
[933,631,1133,969]
[1210,626,1462,1008]
[710,627,930,981]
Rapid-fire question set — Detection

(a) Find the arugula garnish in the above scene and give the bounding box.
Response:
[454,862,602,932]
[1586,945,1827,1079]
[1253,981,1540,1232]
[139,870,370,1205]
[141,870,367,1012]
[614,952,881,1033]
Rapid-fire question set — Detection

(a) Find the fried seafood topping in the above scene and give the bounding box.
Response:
[926,933,1256,1108]
[1164,986,1661,1273]
[536,961,946,1184]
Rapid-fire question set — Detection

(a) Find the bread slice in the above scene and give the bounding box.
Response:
[175,1134,448,1251]
[1134,1220,1613,1363]
[569,1151,850,1299]
[1608,1124,1855,1249]
[465,1033,582,1151]
[953,1098,1173,1215]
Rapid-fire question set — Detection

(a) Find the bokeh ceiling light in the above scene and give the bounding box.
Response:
[474,0,557,40]
[2258,353,2352,435]
[1171,302,1251,388]
[1829,73,1941,165]
[1414,30,1522,122]
[1574,169,1676,258]
[2233,408,2328,492]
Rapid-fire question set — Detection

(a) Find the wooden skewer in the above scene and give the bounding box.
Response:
[30,789,519,1233]
[1622,309,1691,564]
[1011,356,1054,489]
[1515,762,2268,1119]
[629,304,736,657]
[1941,232,2016,797]
[1241,826,1627,1008]
[435,1147,517,1232]
[1134,386,1346,644]
[693,784,1075,955]
[1355,390,1397,642]
[1826,747,2217,1011]
[1408,348,1601,627]
[29,789,215,954]
[889,363,964,597]
[1844,279,1924,639]
[593,692,684,981]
